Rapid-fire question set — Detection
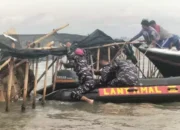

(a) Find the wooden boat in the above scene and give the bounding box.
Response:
[137,45,180,77]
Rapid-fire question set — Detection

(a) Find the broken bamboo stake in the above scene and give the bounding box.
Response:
[32,58,39,109]
[0,24,67,71]
[5,57,13,112]
[36,43,56,83]
[5,43,15,112]
[21,61,29,112]
[29,24,69,47]
[52,56,55,81]
[37,58,57,83]
[32,60,34,73]
[96,48,100,70]
[45,41,54,47]
[42,56,49,105]
[0,58,11,70]
[90,55,95,78]
[52,57,60,91]
[108,47,110,62]
[32,43,40,109]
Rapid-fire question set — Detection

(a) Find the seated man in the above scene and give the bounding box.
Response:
[129,19,160,47]
[149,20,180,50]
[97,58,138,87]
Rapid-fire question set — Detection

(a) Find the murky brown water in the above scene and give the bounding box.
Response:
[0,101,180,130]
[0,60,180,130]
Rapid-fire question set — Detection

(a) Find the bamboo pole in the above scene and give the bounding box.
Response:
[42,56,49,105]
[32,60,34,73]
[90,55,95,77]
[45,41,54,47]
[0,24,68,71]
[37,58,57,83]
[0,58,11,70]
[96,48,100,70]
[84,42,141,49]
[52,57,60,91]
[138,50,140,77]
[5,43,15,112]
[5,57,13,112]
[21,61,29,112]
[29,24,69,47]
[108,47,110,62]
[52,56,55,81]
[142,54,145,76]
[32,43,40,109]
[32,58,39,109]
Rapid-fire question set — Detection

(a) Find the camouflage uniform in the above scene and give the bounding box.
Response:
[108,60,138,87]
[100,64,115,85]
[64,49,95,100]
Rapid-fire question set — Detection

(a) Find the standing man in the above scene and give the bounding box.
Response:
[149,20,180,50]
[128,19,160,47]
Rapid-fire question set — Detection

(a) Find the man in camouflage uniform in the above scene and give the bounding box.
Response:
[98,60,115,85]
[108,59,138,87]
[61,45,95,104]
[99,59,138,87]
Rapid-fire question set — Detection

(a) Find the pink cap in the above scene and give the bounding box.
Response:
[74,48,84,56]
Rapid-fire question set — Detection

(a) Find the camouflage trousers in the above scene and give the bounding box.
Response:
[71,79,95,100]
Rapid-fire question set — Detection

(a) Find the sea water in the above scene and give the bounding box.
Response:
[0,60,180,130]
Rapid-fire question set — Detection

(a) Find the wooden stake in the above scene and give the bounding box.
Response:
[142,54,145,76]
[5,57,13,112]
[21,61,29,112]
[108,47,110,62]
[5,43,15,112]
[0,58,11,70]
[90,55,94,77]
[42,56,49,105]
[37,58,57,83]
[32,60,34,73]
[52,57,60,91]
[29,24,69,47]
[52,56,55,81]
[32,58,39,109]
[96,48,100,70]
[138,50,140,77]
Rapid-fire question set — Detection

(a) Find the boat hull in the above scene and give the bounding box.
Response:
[138,46,180,77]
[41,85,180,103]
[37,70,180,103]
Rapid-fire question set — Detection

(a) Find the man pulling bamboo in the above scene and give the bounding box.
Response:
[61,42,95,104]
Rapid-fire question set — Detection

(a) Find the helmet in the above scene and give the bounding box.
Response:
[74,48,84,56]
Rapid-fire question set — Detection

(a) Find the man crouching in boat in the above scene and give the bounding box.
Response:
[97,58,138,87]
[61,43,95,104]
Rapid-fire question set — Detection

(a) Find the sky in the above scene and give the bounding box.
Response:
[0,0,179,38]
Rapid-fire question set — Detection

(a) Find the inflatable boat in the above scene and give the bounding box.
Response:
[37,70,180,103]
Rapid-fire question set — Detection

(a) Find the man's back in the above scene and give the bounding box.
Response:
[159,25,172,40]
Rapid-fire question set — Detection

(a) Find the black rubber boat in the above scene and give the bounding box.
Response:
[37,70,180,103]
